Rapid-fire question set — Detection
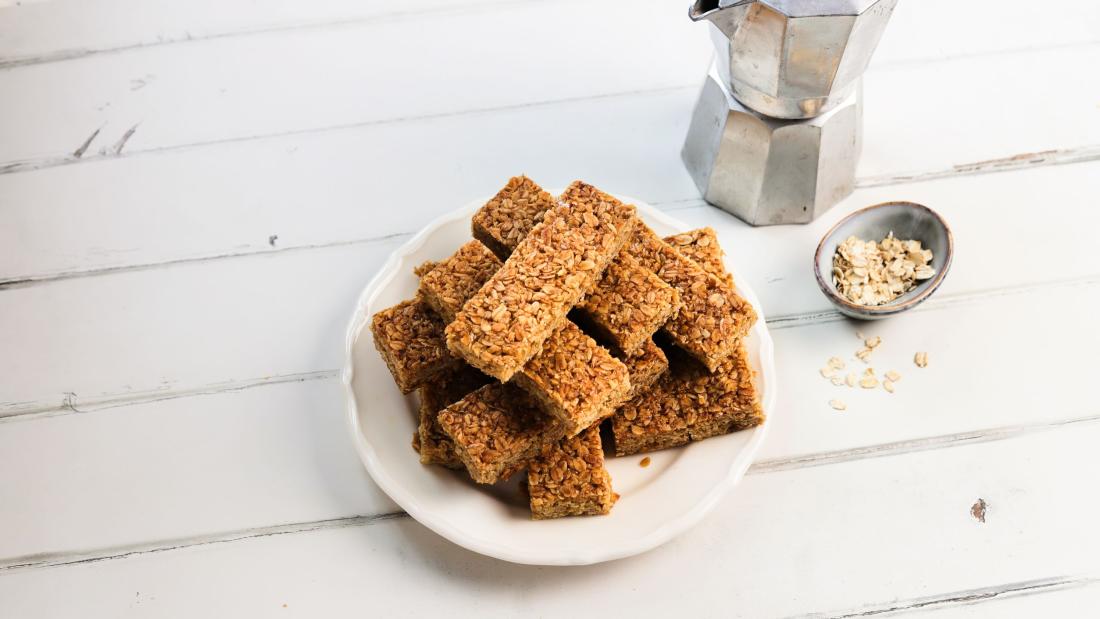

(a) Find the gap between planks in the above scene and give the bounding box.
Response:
[2,274,1097,423]
[801,574,1100,618]
[2,412,1099,575]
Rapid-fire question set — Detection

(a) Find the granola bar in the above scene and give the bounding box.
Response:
[512,321,631,436]
[627,225,756,372]
[619,339,668,399]
[421,239,630,435]
[611,344,764,456]
[418,240,503,322]
[471,175,558,259]
[473,179,679,354]
[575,251,682,356]
[527,426,616,519]
[416,366,490,468]
[446,194,636,381]
[438,384,564,484]
[370,299,459,394]
[413,260,440,278]
[664,227,734,287]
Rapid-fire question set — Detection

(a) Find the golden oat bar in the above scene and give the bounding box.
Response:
[611,344,764,457]
[471,175,559,259]
[370,299,459,394]
[420,240,631,435]
[418,240,503,323]
[473,179,679,356]
[511,321,631,436]
[415,365,491,468]
[446,193,636,381]
[619,339,668,399]
[627,225,756,372]
[527,426,616,520]
[664,227,734,288]
[574,251,682,356]
[438,383,565,484]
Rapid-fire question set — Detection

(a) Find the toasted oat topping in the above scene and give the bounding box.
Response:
[664,227,734,287]
[513,322,631,435]
[914,351,929,368]
[418,240,503,322]
[370,299,457,394]
[577,251,682,355]
[437,384,562,484]
[829,399,847,411]
[471,176,558,258]
[612,344,763,456]
[832,233,935,306]
[618,339,669,399]
[627,225,756,371]
[446,190,636,381]
[413,260,440,278]
[527,426,615,519]
[416,366,490,468]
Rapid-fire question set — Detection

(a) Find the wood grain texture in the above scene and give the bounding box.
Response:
[2,423,1097,617]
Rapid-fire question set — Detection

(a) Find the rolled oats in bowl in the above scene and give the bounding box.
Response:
[831,233,935,307]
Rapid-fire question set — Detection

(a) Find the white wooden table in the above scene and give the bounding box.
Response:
[2,1,1100,616]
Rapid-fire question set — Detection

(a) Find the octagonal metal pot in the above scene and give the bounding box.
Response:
[682,64,862,226]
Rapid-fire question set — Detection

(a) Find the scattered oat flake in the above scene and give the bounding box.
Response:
[828,356,845,370]
[856,330,866,340]
[865,336,882,349]
[860,376,879,389]
[820,367,837,379]
[829,399,847,411]
[639,456,651,468]
[885,370,901,382]
[856,347,872,362]
[830,376,844,386]
[845,372,857,387]
[914,351,929,368]
[883,380,895,393]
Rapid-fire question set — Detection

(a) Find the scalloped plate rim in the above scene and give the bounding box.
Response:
[342,193,777,565]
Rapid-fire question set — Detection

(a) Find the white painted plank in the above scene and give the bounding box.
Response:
[0,380,396,562]
[2,422,1098,618]
[0,0,713,165]
[4,0,1097,72]
[0,89,701,284]
[3,161,1098,417]
[1,281,1095,563]
[0,0,504,66]
[0,237,400,417]
[2,1,1100,172]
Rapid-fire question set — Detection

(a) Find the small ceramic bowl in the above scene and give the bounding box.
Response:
[814,201,954,320]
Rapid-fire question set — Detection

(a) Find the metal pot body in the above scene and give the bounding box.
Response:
[682,65,862,226]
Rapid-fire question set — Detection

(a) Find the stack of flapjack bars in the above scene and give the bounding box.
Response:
[370,177,764,520]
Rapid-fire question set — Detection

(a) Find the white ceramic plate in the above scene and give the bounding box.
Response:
[343,194,777,565]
